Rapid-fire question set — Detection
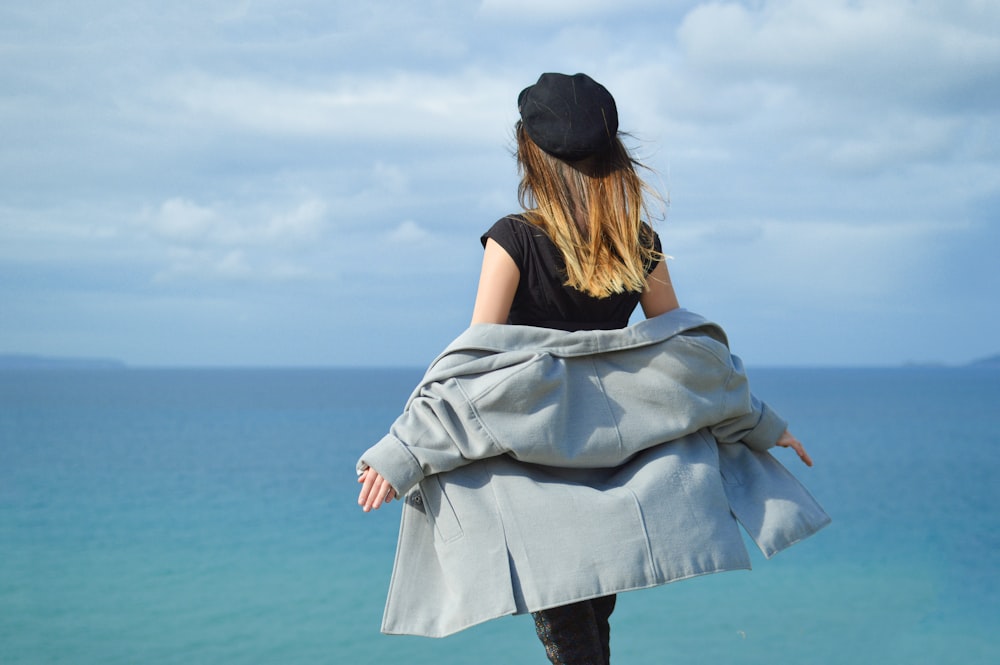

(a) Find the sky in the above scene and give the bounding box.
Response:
[2,0,998,367]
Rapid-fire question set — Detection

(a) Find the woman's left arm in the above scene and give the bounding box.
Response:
[775,429,813,467]
[640,261,679,318]
[644,261,812,466]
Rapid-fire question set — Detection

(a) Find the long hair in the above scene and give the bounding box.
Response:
[515,122,662,298]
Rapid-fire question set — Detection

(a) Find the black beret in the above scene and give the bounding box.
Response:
[518,72,619,160]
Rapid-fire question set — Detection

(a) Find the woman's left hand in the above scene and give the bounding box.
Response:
[358,467,397,512]
[775,429,813,467]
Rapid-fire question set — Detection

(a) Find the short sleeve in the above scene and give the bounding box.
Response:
[480,216,530,269]
[641,222,662,275]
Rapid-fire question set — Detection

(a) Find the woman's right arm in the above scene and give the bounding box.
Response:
[359,239,520,512]
[358,467,397,512]
[471,238,520,324]
[640,260,679,318]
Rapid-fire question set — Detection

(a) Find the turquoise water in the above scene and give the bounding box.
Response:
[1,367,997,664]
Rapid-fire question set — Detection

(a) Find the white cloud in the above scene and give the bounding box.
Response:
[608,0,1000,203]
[795,112,964,174]
[0,206,120,249]
[265,198,327,241]
[138,196,329,283]
[145,196,327,248]
[386,220,431,244]
[668,216,955,309]
[676,0,1000,109]
[154,70,515,145]
[478,0,693,20]
[371,162,410,197]
[152,245,312,284]
[215,249,252,279]
[150,198,218,243]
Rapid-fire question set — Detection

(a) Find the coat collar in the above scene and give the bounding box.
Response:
[412,309,728,396]
[444,308,727,359]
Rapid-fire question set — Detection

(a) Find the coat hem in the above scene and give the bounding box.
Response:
[379,563,753,638]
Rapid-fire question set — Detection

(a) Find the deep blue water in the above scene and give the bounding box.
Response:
[1,367,997,664]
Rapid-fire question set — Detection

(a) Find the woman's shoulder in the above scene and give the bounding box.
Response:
[481,214,546,250]
[639,220,660,244]
[483,213,533,236]
[481,214,559,275]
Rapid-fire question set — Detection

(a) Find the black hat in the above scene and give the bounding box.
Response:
[518,72,619,160]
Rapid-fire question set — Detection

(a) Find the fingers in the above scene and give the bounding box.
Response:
[369,477,393,511]
[793,441,813,467]
[776,430,814,467]
[357,470,375,511]
[785,436,813,467]
[358,469,397,512]
[379,480,396,507]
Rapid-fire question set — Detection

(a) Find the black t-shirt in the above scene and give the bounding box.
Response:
[481,215,662,332]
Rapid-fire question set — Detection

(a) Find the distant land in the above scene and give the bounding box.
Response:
[0,354,127,370]
[969,353,1000,368]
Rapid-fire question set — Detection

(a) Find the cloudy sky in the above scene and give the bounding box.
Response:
[2,0,997,367]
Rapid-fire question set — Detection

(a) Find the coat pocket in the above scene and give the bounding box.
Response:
[716,440,746,487]
[418,476,464,543]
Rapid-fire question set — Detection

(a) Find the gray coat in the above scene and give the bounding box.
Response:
[358,309,830,637]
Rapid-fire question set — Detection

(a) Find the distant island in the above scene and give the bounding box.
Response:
[0,354,127,370]
[969,354,1000,368]
[904,354,1000,368]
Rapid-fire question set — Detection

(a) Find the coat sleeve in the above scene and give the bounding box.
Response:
[710,352,788,451]
[357,378,504,496]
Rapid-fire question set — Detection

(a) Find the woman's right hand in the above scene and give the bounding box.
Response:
[358,467,397,512]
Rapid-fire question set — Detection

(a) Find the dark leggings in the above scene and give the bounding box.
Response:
[532,595,617,665]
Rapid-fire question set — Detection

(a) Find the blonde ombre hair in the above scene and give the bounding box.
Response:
[515,122,662,298]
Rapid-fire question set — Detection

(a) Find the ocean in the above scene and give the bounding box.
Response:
[1,366,997,664]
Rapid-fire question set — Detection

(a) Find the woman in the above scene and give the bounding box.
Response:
[475,73,683,664]
[358,72,814,664]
